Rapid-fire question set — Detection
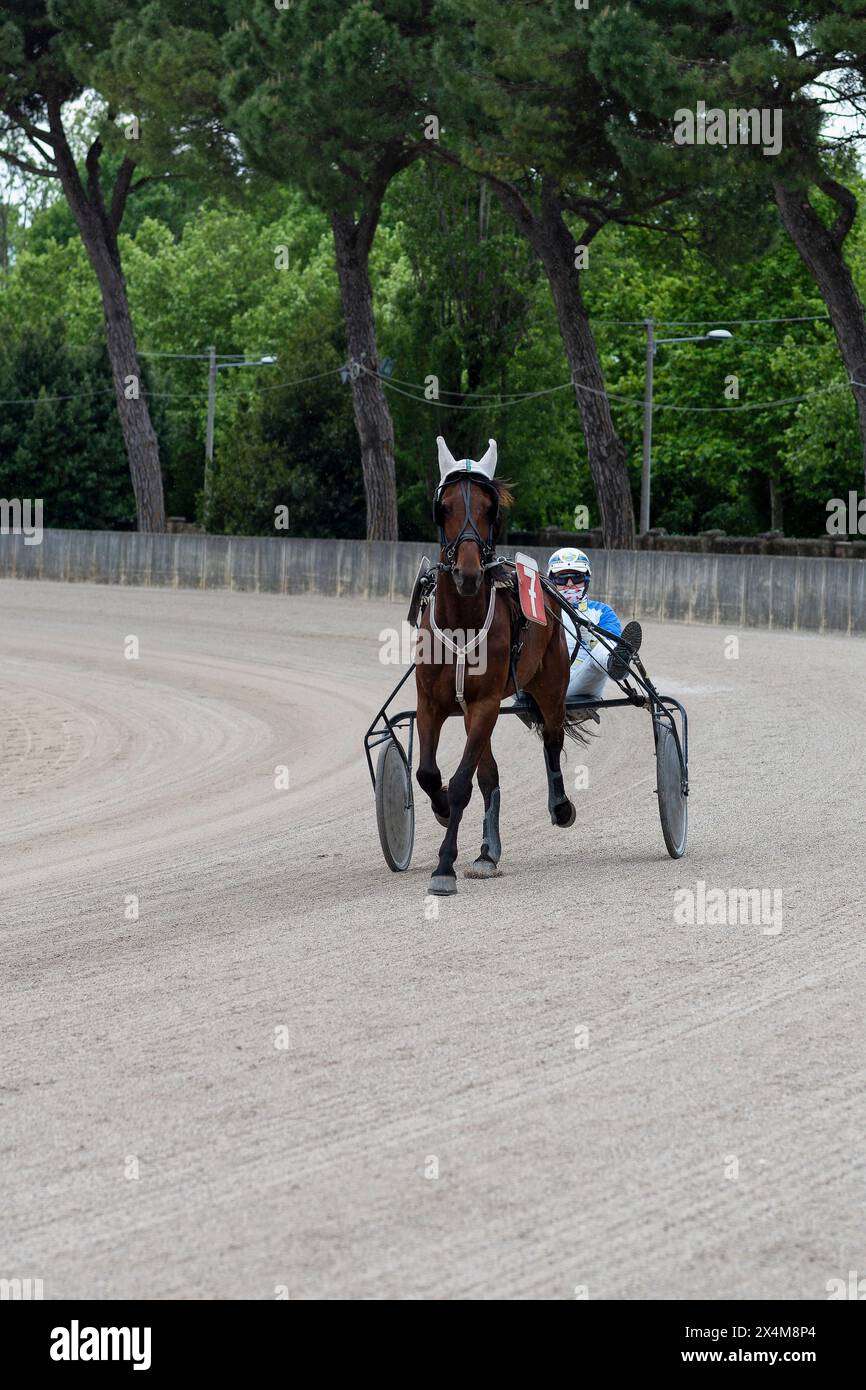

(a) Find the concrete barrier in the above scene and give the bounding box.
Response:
[511,525,866,560]
[0,529,862,634]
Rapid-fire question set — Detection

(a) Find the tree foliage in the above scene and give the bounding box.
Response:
[0,323,136,528]
[1,1,865,541]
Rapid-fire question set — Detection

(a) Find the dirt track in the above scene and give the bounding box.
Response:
[2,579,864,1300]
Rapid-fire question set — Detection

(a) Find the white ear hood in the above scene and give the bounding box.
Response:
[436,436,497,486]
[476,438,497,478]
[436,436,458,480]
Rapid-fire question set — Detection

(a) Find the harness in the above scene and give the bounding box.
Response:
[433,472,500,571]
[429,582,498,715]
[417,471,597,713]
[425,470,503,713]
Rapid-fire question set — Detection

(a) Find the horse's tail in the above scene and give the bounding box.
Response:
[529,705,596,749]
[563,707,596,748]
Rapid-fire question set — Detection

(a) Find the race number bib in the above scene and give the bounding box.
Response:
[515,552,547,626]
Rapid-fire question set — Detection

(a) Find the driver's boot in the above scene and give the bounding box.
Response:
[607,621,643,683]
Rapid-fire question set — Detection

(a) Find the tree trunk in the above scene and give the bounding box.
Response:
[331,210,399,541]
[538,224,636,549]
[775,180,866,491]
[47,108,165,531]
[769,471,784,532]
[490,178,636,548]
[88,241,166,531]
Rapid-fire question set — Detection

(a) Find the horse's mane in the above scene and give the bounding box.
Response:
[489,477,513,511]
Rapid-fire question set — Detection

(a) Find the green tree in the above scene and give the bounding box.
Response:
[579,211,861,537]
[0,1,176,528]
[0,322,136,527]
[590,0,866,488]
[221,0,433,540]
[378,158,589,537]
[429,0,714,546]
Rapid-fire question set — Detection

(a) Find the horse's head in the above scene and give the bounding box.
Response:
[433,437,511,596]
[435,476,508,595]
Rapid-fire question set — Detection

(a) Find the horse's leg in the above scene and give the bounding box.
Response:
[430,698,500,895]
[465,740,501,879]
[415,694,450,825]
[529,659,577,830]
[541,723,576,828]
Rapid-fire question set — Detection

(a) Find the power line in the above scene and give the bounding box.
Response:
[0,326,849,410]
[1,365,849,412]
[366,361,852,414]
[702,338,835,349]
[590,381,851,413]
[584,315,831,327]
[0,385,117,405]
[368,366,518,398]
[254,367,340,393]
[146,366,339,398]
[54,345,279,360]
[620,315,832,326]
[363,367,575,410]
[0,365,340,406]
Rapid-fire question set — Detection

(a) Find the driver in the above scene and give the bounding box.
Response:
[547,547,641,700]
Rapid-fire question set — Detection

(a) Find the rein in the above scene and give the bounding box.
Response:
[537,574,656,704]
[429,474,502,714]
[435,476,499,571]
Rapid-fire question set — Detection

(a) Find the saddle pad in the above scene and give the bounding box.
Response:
[514,552,547,626]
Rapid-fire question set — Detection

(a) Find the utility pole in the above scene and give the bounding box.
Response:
[204,344,217,530]
[640,318,655,536]
[640,322,732,534]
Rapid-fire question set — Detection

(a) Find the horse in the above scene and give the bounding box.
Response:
[415,463,587,895]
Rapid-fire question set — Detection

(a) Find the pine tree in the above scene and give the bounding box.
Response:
[590,0,866,487]
[429,0,697,547]
[221,1,435,540]
[0,1,172,530]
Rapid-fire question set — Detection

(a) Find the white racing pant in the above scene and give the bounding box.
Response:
[566,640,611,701]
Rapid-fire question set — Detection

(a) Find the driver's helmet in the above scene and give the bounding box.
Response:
[547,547,591,605]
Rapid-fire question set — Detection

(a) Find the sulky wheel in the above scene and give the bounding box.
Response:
[375,738,415,872]
[655,720,688,859]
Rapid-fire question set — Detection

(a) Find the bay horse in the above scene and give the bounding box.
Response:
[415,462,586,895]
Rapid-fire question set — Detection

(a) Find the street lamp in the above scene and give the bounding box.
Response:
[640,321,734,534]
[204,348,278,529]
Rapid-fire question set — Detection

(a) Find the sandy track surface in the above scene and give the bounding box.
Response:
[1,579,864,1300]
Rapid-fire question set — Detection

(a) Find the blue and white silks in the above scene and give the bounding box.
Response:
[562,599,622,701]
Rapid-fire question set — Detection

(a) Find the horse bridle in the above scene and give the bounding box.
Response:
[433,475,500,571]
[429,473,500,715]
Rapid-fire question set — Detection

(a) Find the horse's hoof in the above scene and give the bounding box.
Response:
[551,799,576,828]
[429,874,457,895]
[465,857,501,879]
[434,811,450,827]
